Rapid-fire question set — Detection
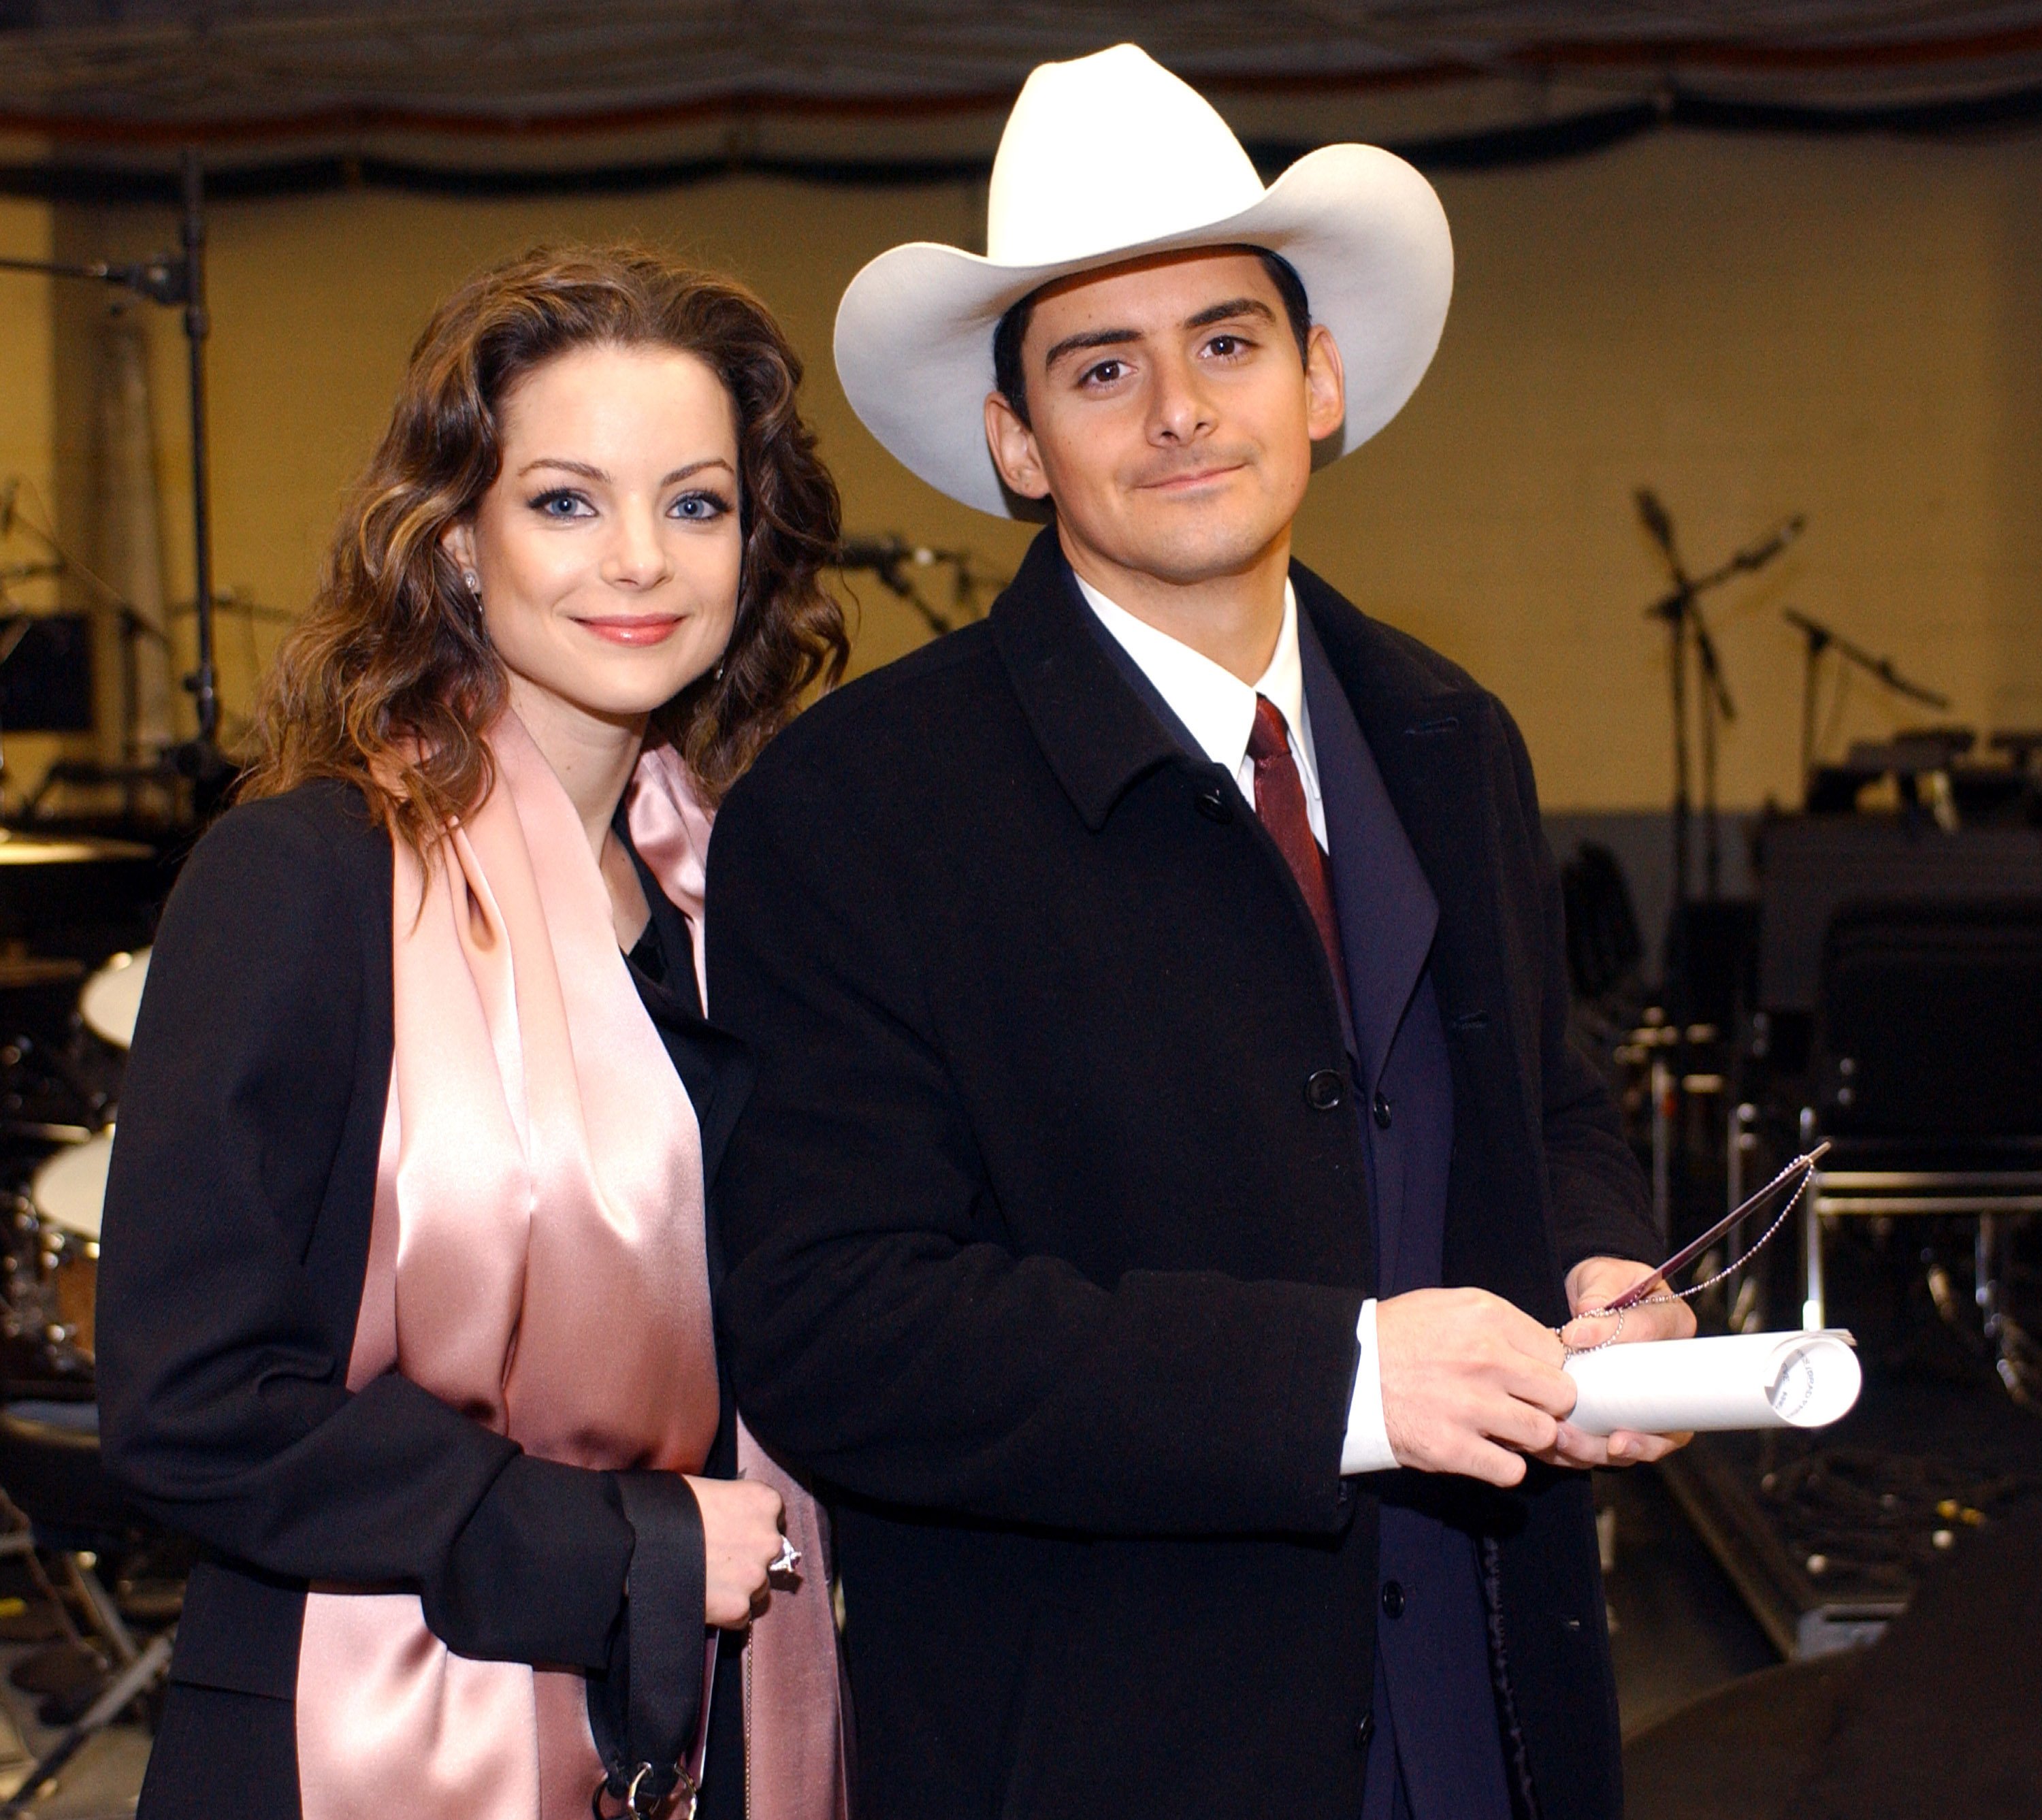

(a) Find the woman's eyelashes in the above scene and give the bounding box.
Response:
[528,487,595,520]
[670,487,733,522]
[522,486,732,523]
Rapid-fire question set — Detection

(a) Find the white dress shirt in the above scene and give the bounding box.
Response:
[1076,574,1398,1476]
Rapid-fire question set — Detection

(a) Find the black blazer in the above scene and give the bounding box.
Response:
[707,531,1655,1820]
[96,779,752,1818]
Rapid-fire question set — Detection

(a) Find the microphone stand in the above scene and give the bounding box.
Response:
[1783,607,1951,797]
[0,148,227,817]
[1638,495,1755,913]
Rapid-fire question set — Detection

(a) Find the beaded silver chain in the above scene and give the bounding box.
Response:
[1559,1151,1821,1356]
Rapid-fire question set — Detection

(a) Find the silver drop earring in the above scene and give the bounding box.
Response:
[462,570,481,597]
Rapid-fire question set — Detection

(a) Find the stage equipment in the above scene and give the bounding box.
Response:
[0,498,191,819]
[77,949,147,1054]
[1752,814,2042,1016]
[0,615,93,736]
[1783,607,1950,793]
[1796,900,2042,1396]
[21,1135,110,1367]
[832,534,1007,638]
[1635,489,1804,921]
[0,1405,176,1817]
[1560,841,1644,1001]
[0,150,228,806]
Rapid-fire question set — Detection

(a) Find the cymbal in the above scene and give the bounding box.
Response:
[0,830,153,865]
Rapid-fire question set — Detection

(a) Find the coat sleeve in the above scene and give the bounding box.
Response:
[96,793,644,1674]
[706,752,1363,1540]
[1497,709,1662,1278]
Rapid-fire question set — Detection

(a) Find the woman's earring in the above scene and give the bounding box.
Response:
[462,570,481,598]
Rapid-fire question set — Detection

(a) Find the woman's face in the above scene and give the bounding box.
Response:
[445,342,743,730]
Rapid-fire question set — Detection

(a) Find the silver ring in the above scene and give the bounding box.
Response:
[770,1536,802,1576]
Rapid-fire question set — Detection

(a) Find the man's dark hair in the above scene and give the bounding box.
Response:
[992,248,1311,430]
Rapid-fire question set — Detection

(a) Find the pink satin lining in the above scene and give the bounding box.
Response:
[295,721,842,1820]
[630,746,849,1820]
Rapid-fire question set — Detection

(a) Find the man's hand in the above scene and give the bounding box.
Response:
[1376,1287,1579,1487]
[1540,1256,1698,1470]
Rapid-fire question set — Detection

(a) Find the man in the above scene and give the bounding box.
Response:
[709,44,1689,1820]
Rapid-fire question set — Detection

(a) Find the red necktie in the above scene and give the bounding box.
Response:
[1247,694,1350,1020]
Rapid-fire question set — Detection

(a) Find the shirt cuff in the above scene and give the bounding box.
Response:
[1339,1299,1398,1476]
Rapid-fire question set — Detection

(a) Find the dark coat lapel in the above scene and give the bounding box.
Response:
[988,532,1188,832]
[1299,612,1438,1098]
[1295,566,1506,1039]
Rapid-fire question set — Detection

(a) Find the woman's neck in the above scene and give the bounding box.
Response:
[503,672,648,860]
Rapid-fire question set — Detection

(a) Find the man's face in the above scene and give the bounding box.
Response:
[985,248,1344,591]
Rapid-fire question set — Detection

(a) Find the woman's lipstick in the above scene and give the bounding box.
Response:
[575,615,684,647]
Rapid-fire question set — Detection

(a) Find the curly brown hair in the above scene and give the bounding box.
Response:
[242,244,847,849]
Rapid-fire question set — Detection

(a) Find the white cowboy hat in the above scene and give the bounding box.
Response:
[833,42,1455,519]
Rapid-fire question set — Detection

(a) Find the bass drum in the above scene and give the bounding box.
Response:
[27,1131,112,1361]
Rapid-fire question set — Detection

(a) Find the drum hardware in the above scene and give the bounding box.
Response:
[0,150,229,816]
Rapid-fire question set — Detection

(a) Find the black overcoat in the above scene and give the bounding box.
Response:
[708,530,1657,1820]
[95,780,752,1819]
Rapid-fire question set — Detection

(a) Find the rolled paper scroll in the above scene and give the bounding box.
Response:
[1564,1329,1862,1437]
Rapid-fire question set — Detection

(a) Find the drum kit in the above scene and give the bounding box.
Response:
[0,833,165,1395]
[10,948,147,1369]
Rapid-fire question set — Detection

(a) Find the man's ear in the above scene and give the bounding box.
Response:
[1303,323,1346,446]
[984,392,1052,502]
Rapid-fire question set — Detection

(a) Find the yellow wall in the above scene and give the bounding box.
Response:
[39,127,2042,810]
[0,186,76,797]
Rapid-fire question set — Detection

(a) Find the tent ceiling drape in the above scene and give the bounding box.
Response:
[4,3,2042,201]
[6,3,2042,131]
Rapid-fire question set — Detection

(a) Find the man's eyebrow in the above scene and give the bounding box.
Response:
[1183,296,1276,332]
[1041,326,1140,374]
[515,456,734,486]
[1039,297,1278,376]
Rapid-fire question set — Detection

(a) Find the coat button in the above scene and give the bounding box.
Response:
[1305,1069,1344,1111]
[1354,1711,1376,1752]
[1381,1580,1406,1619]
[1194,784,1231,822]
[1372,1093,1393,1131]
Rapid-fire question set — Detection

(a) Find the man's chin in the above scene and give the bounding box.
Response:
[1112,528,1281,589]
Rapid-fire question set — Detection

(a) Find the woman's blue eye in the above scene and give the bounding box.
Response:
[530,489,592,519]
[672,490,732,521]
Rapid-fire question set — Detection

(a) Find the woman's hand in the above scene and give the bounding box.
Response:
[685,1475,788,1628]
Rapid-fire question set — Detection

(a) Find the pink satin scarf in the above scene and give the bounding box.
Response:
[295,715,844,1820]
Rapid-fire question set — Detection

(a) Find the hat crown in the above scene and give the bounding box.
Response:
[986,44,1266,271]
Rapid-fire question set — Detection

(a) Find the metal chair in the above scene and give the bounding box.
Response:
[1798,898,2042,1403]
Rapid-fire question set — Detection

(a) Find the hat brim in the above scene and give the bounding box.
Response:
[833,143,1453,519]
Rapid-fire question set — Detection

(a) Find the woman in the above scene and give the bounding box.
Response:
[96,247,850,1820]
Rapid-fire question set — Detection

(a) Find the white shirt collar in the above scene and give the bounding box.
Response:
[1074,572,1322,826]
